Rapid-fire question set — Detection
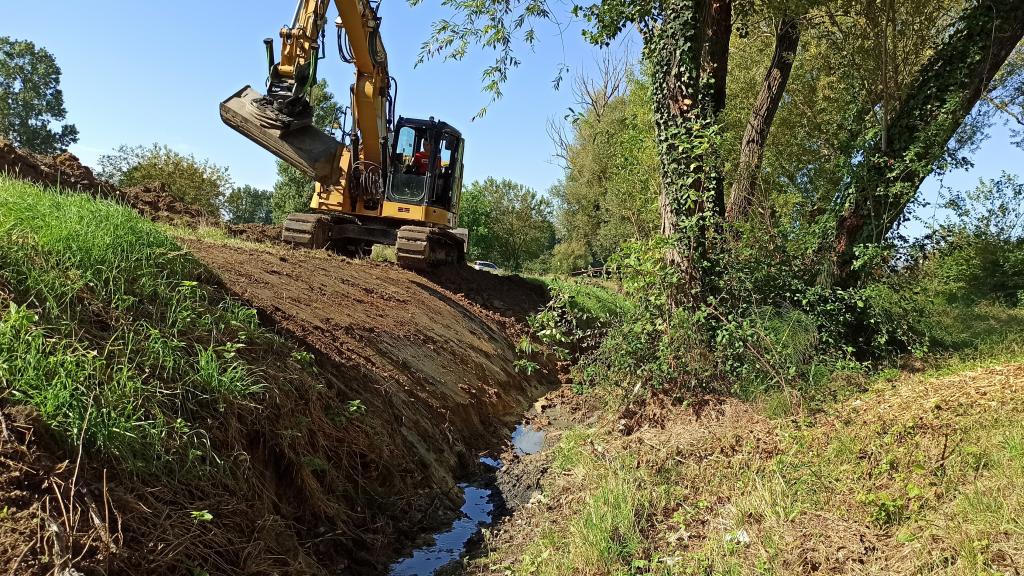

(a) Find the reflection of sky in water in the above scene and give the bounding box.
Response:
[389,423,545,575]
[511,424,545,455]
[388,485,493,576]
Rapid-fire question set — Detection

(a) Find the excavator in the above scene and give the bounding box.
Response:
[220,0,467,269]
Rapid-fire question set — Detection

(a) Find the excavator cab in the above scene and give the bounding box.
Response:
[388,117,464,223]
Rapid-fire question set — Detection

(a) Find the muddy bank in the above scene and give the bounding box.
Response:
[1,140,557,573]
[185,239,557,569]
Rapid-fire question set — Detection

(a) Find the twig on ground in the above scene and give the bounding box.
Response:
[7,542,33,576]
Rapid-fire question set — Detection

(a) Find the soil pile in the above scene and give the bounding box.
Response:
[225,222,282,244]
[0,139,214,224]
[187,240,558,570]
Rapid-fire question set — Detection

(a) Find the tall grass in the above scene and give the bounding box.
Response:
[0,177,267,474]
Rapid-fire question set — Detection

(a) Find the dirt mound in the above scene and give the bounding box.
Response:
[0,139,213,225]
[0,139,114,195]
[226,222,281,244]
[183,239,558,569]
[423,266,550,322]
[121,182,212,224]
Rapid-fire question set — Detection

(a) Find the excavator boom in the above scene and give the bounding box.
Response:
[221,0,390,184]
[221,0,468,268]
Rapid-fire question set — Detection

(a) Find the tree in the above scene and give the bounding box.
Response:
[726,14,802,222]
[98,144,233,215]
[551,68,661,269]
[271,80,344,223]
[924,173,1024,305]
[225,185,274,224]
[461,178,555,271]
[0,37,78,154]
[831,0,1024,284]
[458,181,497,260]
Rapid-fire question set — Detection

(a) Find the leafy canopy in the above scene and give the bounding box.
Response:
[0,37,79,154]
[461,177,555,271]
[225,185,274,225]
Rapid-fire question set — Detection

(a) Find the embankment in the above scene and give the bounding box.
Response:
[0,142,556,574]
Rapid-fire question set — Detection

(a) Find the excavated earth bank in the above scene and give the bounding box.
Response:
[0,141,557,574]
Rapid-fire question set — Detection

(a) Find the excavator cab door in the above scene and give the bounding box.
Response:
[387,117,463,214]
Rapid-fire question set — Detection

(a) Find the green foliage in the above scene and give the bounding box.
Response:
[550,68,661,272]
[98,144,232,216]
[189,510,214,522]
[224,185,273,224]
[408,0,560,118]
[535,236,929,400]
[0,177,271,474]
[271,80,342,223]
[460,177,555,271]
[271,161,313,224]
[0,37,79,154]
[918,173,1024,306]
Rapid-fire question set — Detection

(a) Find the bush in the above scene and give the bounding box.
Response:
[98,143,232,215]
[530,236,925,401]
[920,173,1024,306]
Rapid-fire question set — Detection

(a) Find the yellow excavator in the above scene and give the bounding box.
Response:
[220,0,467,268]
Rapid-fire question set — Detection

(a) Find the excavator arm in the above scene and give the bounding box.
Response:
[221,0,392,186]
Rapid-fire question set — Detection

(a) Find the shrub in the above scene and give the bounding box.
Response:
[98,143,232,215]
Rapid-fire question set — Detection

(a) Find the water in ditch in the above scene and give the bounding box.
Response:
[387,422,546,576]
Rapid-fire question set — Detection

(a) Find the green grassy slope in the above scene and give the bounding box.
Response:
[0,176,281,472]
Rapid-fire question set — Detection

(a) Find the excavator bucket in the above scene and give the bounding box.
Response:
[220,86,340,181]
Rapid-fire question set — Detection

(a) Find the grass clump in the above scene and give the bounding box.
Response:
[0,176,269,474]
[513,429,655,576]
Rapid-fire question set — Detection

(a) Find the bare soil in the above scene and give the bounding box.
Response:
[1,141,558,574]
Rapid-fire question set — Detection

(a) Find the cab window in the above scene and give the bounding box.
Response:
[431,135,460,209]
[390,126,428,202]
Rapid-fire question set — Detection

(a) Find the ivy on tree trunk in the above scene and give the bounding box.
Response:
[832,0,1024,285]
[645,0,732,304]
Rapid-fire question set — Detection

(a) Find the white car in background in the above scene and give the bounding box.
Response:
[472,260,501,273]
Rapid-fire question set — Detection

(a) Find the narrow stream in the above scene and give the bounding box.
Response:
[387,423,546,576]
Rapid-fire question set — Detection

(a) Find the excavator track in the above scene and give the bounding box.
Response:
[395,226,465,270]
[282,213,331,249]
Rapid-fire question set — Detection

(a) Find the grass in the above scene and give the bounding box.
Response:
[371,243,397,263]
[477,364,1024,575]
[0,176,272,474]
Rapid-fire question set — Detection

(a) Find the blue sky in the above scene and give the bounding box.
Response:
[3,1,1021,234]
[2,0,604,194]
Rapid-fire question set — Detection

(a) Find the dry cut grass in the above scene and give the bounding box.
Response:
[474,365,1024,575]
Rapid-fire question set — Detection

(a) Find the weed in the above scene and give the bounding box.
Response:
[346,399,367,416]
[189,510,214,522]
[370,244,397,263]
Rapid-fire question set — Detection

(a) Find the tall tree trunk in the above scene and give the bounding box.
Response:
[831,0,1024,285]
[727,17,801,222]
[646,0,732,303]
